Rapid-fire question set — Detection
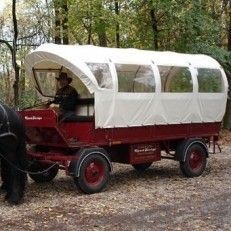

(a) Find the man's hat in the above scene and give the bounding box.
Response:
[56,72,72,83]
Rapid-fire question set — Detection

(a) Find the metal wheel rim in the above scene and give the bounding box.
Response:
[188,150,203,171]
[84,160,105,186]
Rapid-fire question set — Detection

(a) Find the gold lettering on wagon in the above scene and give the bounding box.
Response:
[25,116,43,120]
[134,147,156,153]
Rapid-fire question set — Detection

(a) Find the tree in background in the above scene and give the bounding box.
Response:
[0,0,230,128]
[0,0,20,106]
[54,0,69,44]
[0,0,53,106]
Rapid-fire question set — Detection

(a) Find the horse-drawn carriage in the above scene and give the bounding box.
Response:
[19,44,228,193]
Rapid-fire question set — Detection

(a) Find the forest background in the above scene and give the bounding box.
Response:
[0,0,230,129]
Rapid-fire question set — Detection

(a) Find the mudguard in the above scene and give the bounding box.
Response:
[175,138,208,162]
[68,147,112,177]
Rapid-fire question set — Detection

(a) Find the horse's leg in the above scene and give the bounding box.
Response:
[6,143,27,204]
[1,144,24,204]
[6,164,24,204]
[0,159,10,191]
[3,150,19,203]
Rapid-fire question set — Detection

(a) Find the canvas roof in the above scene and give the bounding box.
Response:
[25,43,222,94]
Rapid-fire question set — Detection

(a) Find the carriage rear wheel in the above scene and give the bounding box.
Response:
[74,154,110,194]
[29,162,59,183]
[180,143,207,177]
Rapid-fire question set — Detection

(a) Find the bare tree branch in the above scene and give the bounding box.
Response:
[0,39,13,55]
[18,43,40,47]
[18,33,37,40]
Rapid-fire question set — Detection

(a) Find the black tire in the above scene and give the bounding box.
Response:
[132,163,152,171]
[180,143,207,177]
[29,162,59,183]
[75,154,110,194]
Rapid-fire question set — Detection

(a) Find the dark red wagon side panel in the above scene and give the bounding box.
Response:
[20,109,221,149]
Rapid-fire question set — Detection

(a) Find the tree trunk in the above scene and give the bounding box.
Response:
[96,2,107,47]
[62,0,69,44]
[98,31,107,47]
[222,1,231,130]
[45,0,52,42]
[223,68,231,130]
[150,8,158,50]
[54,0,61,44]
[54,0,69,44]
[228,11,231,51]
[12,0,20,107]
[87,23,92,44]
[115,0,120,48]
[223,98,231,130]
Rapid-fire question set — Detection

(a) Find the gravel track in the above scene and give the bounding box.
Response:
[0,144,230,231]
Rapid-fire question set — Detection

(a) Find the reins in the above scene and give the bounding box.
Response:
[0,151,58,175]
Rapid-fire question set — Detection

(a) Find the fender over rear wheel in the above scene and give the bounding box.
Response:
[74,153,110,194]
[179,143,207,177]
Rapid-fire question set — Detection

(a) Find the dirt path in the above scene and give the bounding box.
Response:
[0,145,230,231]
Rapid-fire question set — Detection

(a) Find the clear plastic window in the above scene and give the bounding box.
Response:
[34,69,92,98]
[87,63,113,89]
[34,70,59,96]
[158,66,193,92]
[197,68,223,93]
[115,64,155,92]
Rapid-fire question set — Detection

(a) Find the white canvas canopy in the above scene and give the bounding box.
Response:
[25,43,228,128]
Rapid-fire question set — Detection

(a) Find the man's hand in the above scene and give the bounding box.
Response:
[50,103,59,108]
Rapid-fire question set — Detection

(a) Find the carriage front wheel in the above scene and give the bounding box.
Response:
[74,154,110,194]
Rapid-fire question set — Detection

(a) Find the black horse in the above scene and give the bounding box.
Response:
[0,103,27,204]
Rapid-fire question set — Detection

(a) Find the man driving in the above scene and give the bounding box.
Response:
[49,72,79,119]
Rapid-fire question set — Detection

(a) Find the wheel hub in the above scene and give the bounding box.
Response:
[189,151,203,170]
[85,161,104,184]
